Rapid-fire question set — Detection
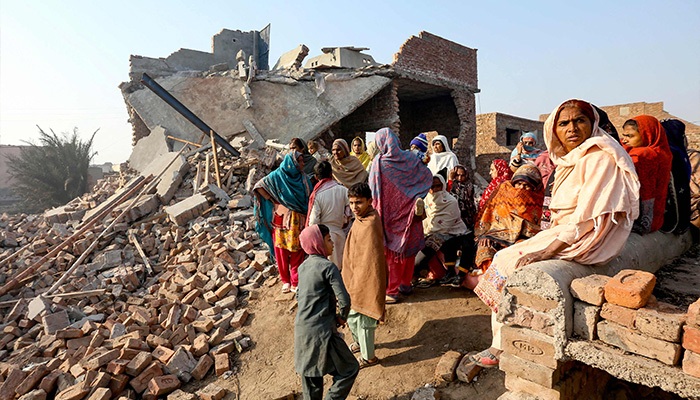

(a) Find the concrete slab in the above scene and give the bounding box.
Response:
[123,74,391,151]
[142,152,189,204]
[272,45,309,70]
[129,126,171,173]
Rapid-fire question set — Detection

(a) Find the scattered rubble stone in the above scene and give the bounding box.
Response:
[0,140,279,398]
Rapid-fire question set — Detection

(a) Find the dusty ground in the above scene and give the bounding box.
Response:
[194,282,505,399]
[654,241,700,308]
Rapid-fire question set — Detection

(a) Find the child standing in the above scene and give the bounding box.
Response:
[295,224,358,399]
[342,183,387,368]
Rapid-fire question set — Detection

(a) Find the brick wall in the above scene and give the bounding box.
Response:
[475,112,544,178]
[393,31,478,89]
[539,101,700,150]
[333,82,399,144]
[398,95,461,149]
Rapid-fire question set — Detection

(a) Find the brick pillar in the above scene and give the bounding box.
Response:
[450,89,476,170]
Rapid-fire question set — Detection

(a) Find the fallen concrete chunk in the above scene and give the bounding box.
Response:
[165,194,209,226]
[129,126,171,173]
[142,151,189,204]
[272,44,309,70]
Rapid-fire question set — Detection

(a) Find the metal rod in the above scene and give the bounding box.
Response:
[210,130,222,188]
[140,73,240,157]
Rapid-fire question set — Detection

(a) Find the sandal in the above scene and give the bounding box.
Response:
[349,342,361,354]
[398,285,413,296]
[414,278,436,289]
[385,295,399,304]
[282,283,291,293]
[357,356,379,369]
[469,349,499,368]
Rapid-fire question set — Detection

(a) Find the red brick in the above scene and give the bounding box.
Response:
[455,352,482,383]
[108,374,129,397]
[635,301,686,342]
[0,368,28,400]
[130,363,163,393]
[197,384,226,400]
[80,348,120,370]
[16,365,48,396]
[106,359,129,375]
[214,353,229,376]
[152,346,175,363]
[570,274,610,306]
[126,351,152,376]
[506,288,558,313]
[604,270,656,309]
[598,321,682,365]
[687,298,700,328]
[682,349,700,378]
[501,326,558,369]
[191,354,213,380]
[85,388,111,400]
[434,351,462,382]
[147,374,181,396]
[39,370,62,393]
[683,325,700,353]
[600,303,637,328]
[55,382,90,400]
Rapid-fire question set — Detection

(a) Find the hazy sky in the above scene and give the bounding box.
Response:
[1,0,698,164]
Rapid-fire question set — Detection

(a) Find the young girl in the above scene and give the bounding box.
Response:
[295,224,358,399]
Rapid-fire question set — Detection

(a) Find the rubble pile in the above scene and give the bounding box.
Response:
[0,141,283,399]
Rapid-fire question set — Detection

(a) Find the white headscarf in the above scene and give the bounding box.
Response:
[427,135,459,175]
[423,174,468,236]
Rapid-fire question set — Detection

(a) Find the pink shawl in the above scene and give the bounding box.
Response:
[299,225,328,257]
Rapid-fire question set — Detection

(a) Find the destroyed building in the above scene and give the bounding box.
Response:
[120,28,480,168]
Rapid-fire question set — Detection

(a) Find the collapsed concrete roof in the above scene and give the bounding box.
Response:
[120,29,480,165]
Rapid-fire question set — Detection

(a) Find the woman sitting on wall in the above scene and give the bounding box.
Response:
[473,165,544,275]
[330,139,369,187]
[660,119,692,234]
[470,99,640,368]
[478,159,513,210]
[620,115,672,234]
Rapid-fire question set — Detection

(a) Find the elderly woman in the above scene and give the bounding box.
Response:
[621,116,673,234]
[254,151,312,293]
[474,165,544,274]
[470,99,640,368]
[330,139,369,187]
[427,135,459,179]
[509,132,543,171]
[479,159,513,210]
[370,128,432,303]
[413,174,469,288]
[660,119,692,234]
[350,137,371,170]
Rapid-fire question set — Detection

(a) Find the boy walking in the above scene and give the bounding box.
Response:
[342,183,388,368]
[295,224,358,399]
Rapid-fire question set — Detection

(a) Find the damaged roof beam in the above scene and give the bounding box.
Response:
[140,73,240,157]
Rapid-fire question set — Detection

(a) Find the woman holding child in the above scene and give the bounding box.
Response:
[471,99,640,368]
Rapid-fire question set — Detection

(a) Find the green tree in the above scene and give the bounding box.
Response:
[6,126,98,214]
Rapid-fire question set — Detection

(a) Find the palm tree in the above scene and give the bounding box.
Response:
[6,126,98,214]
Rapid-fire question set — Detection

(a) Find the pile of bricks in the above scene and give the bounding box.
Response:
[571,269,699,377]
[0,142,284,399]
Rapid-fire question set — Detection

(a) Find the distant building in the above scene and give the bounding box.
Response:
[0,145,29,210]
[475,113,544,179]
[304,47,379,69]
[539,101,700,150]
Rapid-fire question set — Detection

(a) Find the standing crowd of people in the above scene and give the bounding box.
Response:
[253,98,700,399]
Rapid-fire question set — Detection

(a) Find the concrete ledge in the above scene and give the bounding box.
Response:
[566,340,700,398]
[501,231,692,360]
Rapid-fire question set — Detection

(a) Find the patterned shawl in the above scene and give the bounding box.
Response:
[474,179,544,269]
[623,115,672,233]
[479,159,513,210]
[331,138,369,187]
[351,137,371,169]
[369,128,432,258]
[254,151,312,253]
[448,165,477,227]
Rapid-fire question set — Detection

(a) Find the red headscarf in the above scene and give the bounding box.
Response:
[622,115,672,233]
[299,225,328,257]
[479,159,513,210]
